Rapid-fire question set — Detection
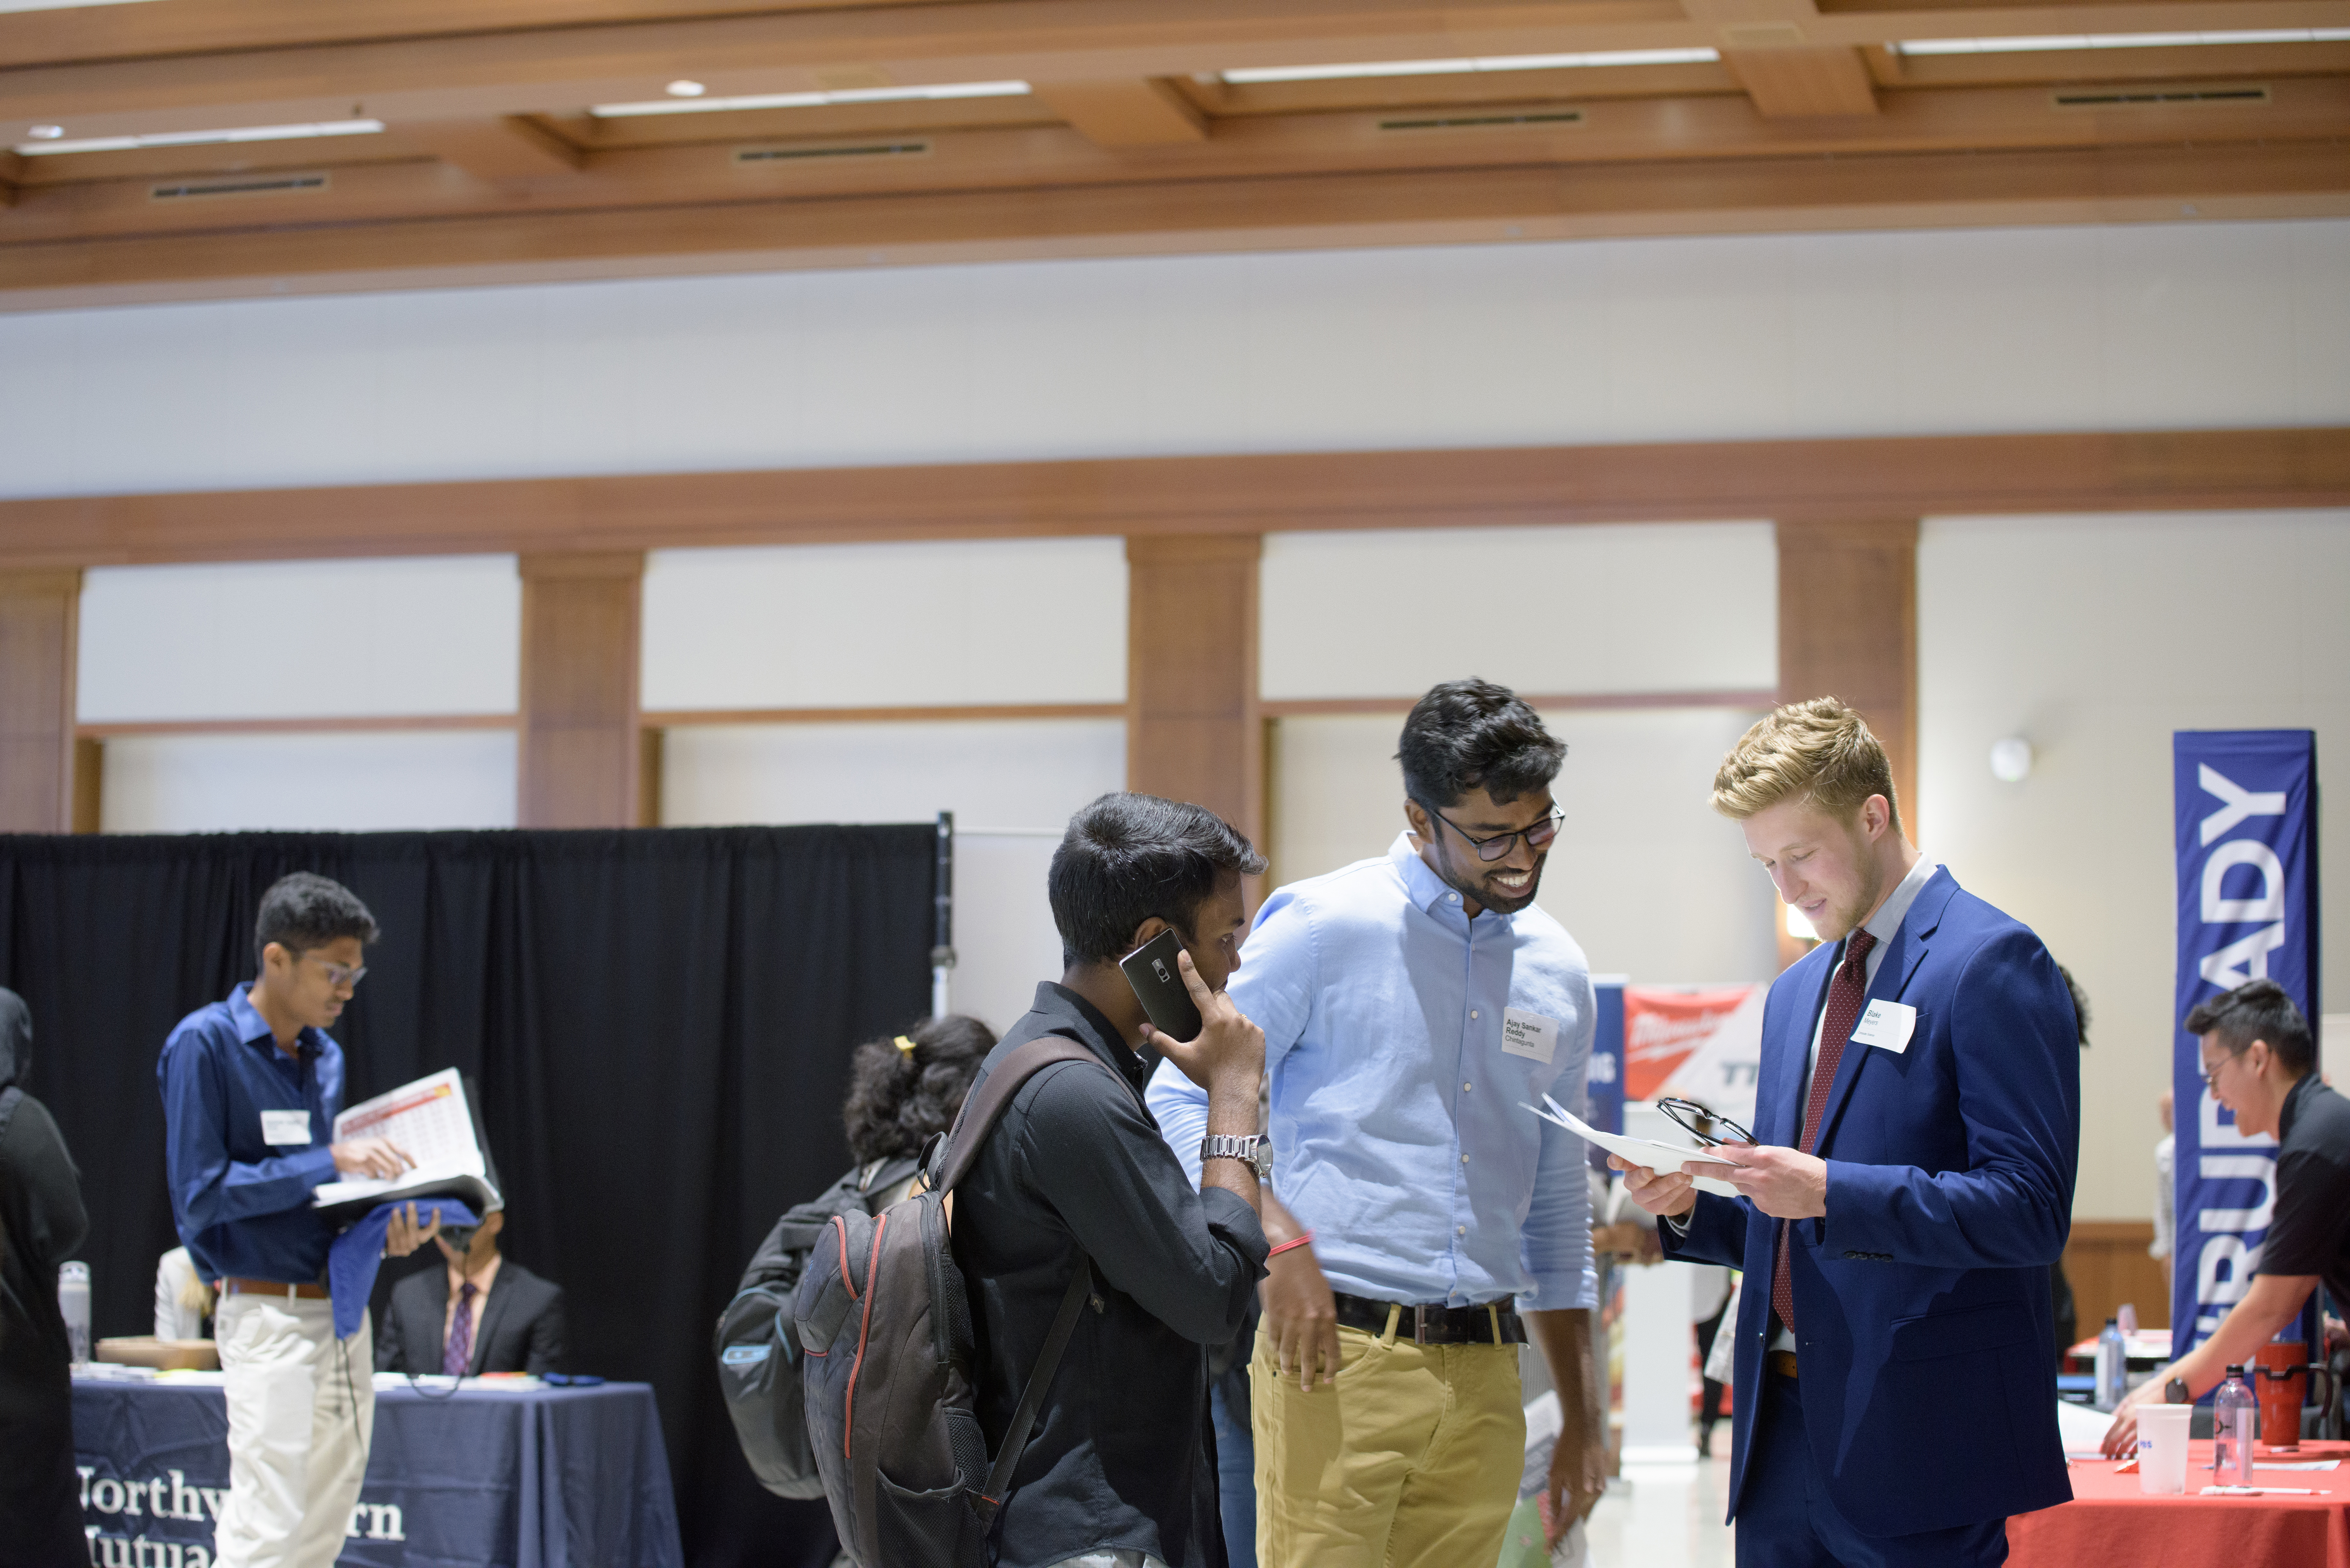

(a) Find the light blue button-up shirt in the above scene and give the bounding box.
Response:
[1148,833,1598,1312]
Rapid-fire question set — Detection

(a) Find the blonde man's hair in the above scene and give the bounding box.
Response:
[1712,696,1903,833]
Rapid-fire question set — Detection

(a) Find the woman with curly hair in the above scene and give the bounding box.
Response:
[835,1014,998,1207]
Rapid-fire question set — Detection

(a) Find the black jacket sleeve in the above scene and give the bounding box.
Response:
[523,1285,566,1376]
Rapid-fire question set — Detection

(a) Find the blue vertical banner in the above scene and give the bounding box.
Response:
[1586,977,1625,1169]
[2171,730,2321,1357]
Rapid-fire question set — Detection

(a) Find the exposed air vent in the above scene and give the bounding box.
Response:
[734,139,932,164]
[2053,85,2270,108]
[1377,109,1585,132]
[150,173,329,201]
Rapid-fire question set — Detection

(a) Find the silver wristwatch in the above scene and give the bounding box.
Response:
[1200,1133,1273,1180]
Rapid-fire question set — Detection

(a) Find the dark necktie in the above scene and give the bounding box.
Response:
[1770,927,1877,1337]
[443,1281,479,1376]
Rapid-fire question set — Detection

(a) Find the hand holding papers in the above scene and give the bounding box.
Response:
[313,1068,503,1218]
[1520,1094,1748,1198]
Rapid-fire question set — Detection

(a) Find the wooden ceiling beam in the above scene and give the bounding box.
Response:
[5,76,2341,246]
[1722,45,1882,115]
[2,429,2343,571]
[1032,79,1208,146]
[0,141,2342,309]
[395,116,587,184]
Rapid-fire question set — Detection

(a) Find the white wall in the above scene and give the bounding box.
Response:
[1262,522,1774,699]
[100,731,518,833]
[78,556,519,721]
[7,221,2345,500]
[1270,707,1777,986]
[1917,509,2350,1220]
[658,718,1126,1033]
[641,539,1125,710]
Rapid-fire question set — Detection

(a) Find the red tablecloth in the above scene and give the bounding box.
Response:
[2009,1440,2350,1568]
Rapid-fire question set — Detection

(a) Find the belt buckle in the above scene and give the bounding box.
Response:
[1413,1304,1431,1344]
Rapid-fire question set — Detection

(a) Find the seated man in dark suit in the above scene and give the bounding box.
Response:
[376,1207,564,1376]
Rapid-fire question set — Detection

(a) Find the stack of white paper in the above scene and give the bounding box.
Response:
[1520,1095,1748,1198]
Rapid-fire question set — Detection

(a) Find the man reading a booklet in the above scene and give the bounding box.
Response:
[157,872,441,1568]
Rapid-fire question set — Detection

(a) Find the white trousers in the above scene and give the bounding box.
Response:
[212,1292,374,1568]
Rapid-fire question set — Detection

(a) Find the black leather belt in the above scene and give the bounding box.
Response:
[1330,1291,1528,1346]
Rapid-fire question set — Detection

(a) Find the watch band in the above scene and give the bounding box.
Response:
[1200,1133,1271,1178]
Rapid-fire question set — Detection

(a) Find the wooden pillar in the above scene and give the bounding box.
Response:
[1775,519,1919,966]
[0,570,82,833]
[1124,535,1264,855]
[517,552,643,829]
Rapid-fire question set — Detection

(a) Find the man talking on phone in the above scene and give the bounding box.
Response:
[158,873,441,1568]
[953,793,1270,1568]
[1614,699,2077,1567]
[1151,679,1604,1566]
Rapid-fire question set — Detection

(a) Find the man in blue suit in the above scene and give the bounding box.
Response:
[1615,697,2077,1566]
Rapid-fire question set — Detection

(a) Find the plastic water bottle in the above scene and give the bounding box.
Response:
[57,1261,90,1366]
[2213,1365,2258,1485]
[2094,1317,2126,1411]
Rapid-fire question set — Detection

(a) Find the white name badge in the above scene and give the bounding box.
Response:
[1501,1007,1558,1064]
[1851,999,1918,1054]
[260,1109,312,1146]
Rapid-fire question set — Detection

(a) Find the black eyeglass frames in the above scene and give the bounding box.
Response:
[1414,800,1565,863]
[1656,1097,1757,1148]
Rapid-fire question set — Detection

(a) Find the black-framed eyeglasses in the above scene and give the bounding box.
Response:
[1415,799,1564,863]
[1657,1097,1756,1148]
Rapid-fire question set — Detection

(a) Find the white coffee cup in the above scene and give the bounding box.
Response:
[2137,1404,2193,1496]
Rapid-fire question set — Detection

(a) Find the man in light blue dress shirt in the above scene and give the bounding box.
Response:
[1150,679,1603,1567]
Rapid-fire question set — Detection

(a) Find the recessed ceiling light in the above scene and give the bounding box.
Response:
[1894,28,2350,56]
[590,80,1030,117]
[12,117,384,157]
[0,0,168,12]
[27,125,65,139]
[665,80,706,98]
[1221,49,1719,85]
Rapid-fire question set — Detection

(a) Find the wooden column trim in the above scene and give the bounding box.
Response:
[517,550,642,829]
[0,569,82,833]
[1125,533,1264,866]
[1774,518,1919,970]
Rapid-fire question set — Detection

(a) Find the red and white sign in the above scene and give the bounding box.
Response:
[1623,985,1765,1127]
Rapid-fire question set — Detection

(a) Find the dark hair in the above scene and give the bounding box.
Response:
[253,873,378,970]
[1397,679,1566,810]
[1048,793,1267,967]
[841,1014,997,1164]
[2185,978,2315,1076]
[2056,964,2090,1048]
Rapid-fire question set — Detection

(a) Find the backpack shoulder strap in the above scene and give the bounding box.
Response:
[932,1032,1122,1196]
[974,1253,1092,1517]
[0,1085,22,1147]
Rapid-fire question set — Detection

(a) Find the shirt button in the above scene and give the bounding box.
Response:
[1470,1010,1479,1019]
[1457,1225,1468,1236]
[1462,1081,1473,1092]
[1460,1153,1470,1164]
[1449,893,1460,902]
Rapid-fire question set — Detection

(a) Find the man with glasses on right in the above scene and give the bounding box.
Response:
[1148,678,1605,1567]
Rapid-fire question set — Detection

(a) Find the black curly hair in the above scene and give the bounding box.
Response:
[841,1014,998,1164]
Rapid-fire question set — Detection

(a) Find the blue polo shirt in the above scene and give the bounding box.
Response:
[157,986,344,1284]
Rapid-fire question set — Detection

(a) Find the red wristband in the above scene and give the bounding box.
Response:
[1267,1232,1314,1258]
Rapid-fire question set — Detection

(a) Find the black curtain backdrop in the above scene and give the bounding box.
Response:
[0,826,938,1568]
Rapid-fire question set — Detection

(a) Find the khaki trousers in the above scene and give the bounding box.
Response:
[1252,1321,1525,1568]
[212,1293,374,1568]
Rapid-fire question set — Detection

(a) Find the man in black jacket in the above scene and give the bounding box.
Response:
[376,1209,565,1377]
[0,988,89,1567]
[954,792,1272,1568]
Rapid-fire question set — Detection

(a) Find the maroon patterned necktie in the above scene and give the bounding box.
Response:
[1770,927,1877,1336]
[443,1281,479,1376]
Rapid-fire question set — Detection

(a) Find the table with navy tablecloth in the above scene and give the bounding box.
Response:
[2007,1438,2350,1568]
[72,1373,684,1568]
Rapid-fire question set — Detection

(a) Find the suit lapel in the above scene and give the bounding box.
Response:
[468,1268,515,1375]
[1810,869,1958,1155]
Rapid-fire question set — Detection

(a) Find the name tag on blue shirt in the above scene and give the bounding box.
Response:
[260,1109,312,1145]
[1501,1007,1558,1064]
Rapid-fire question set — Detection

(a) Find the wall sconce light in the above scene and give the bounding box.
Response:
[1989,737,2033,784]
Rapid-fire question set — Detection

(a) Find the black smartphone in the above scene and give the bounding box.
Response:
[1119,929,1204,1043]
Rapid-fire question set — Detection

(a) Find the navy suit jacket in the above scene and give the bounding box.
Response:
[1659,867,2079,1537]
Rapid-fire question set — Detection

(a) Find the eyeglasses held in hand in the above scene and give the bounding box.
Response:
[1656,1097,1756,1148]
